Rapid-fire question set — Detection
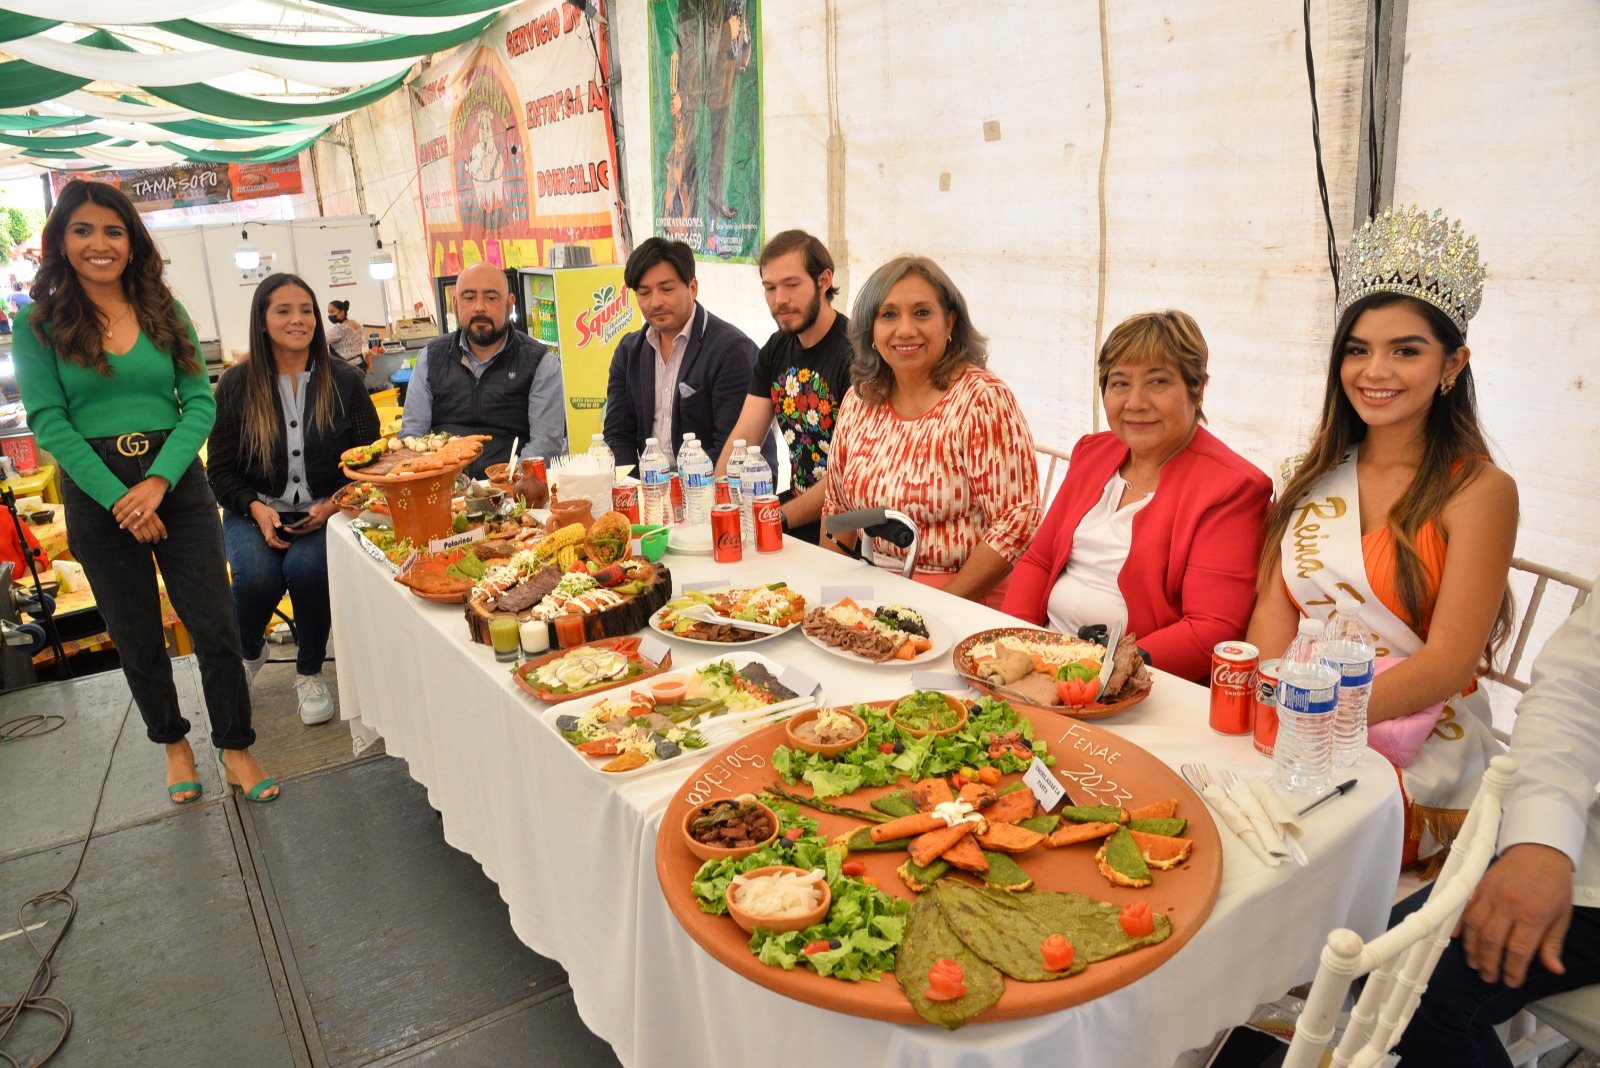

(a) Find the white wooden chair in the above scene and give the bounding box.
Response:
[1503,986,1600,1064]
[1487,559,1592,697]
[1035,442,1070,504]
[1282,755,1518,1068]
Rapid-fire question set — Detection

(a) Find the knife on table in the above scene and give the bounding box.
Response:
[1094,619,1125,700]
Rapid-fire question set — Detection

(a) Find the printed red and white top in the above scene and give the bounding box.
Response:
[822,368,1041,573]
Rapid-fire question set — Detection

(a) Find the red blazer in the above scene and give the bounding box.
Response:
[1001,426,1271,682]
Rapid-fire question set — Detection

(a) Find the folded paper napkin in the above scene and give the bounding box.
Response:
[1200,783,1281,867]
[1245,776,1302,837]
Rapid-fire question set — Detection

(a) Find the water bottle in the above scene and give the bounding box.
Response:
[739,445,773,547]
[1273,617,1339,795]
[1320,597,1375,768]
[588,432,615,486]
[679,437,714,525]
[726,437,748,523]
[639,437,671,527]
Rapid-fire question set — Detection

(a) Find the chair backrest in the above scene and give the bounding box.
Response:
[375,406,403,432]
[369,387,401,409]
[1035,442,1070,504]
[1282,755,1518,1068]
[1488,559,1592,694]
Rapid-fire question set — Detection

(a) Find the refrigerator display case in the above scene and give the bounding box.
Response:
[516,266,639,451]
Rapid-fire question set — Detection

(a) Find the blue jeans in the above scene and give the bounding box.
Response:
[62,457,254,749]
[222,510,330,677]
[1391,862,1600,1067]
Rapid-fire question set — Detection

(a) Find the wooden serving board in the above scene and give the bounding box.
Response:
[463,562,672,649]
[654,705,1220,1025]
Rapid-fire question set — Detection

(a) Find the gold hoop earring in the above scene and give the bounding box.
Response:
[1439,377,1457,396]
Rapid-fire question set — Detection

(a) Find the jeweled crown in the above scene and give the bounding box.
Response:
[1336,206,1486,335]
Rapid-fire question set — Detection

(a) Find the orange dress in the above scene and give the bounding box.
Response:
[1360,520,1447,640]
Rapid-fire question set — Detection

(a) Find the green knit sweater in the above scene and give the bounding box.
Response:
[13,303,214,511]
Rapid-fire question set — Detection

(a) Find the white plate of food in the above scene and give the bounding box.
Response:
[799,597,952,666]
[542,651,820,778]
[649,582,808,646]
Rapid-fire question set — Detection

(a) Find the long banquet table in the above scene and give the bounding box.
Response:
[328,519,1404,1067]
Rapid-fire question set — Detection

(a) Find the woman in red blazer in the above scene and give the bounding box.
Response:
[1001,312,1271,682]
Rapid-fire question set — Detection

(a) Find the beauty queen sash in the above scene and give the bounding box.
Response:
[1281,447,1500,858]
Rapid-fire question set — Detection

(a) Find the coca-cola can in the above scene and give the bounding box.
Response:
[669,473,684,524]
[529,456,548,482]
[1254,658,1282,756]
[612,482,640,523]
[711,503,742,562]
[713,476,732,506]
[1209,641,1259,735]
[753,494,783,553]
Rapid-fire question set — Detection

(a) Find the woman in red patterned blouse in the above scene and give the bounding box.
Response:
[820,255,1040,606]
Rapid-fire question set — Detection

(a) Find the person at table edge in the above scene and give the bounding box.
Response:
[1391,581,1600,1067]
[399,261,565,478]
[821,254,1040,606]
[715,229,852,544]
[1002,311,1272,682]
[603,236,775,472]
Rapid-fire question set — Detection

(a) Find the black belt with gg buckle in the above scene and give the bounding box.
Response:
[85,429,171,460]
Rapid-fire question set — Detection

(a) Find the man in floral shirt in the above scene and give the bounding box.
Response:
[716,230,853,544]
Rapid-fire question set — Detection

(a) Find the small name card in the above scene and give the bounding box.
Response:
[821,584,874,603]
[684,578,729,592]
[427,526,485,554]
[778,665,821,697]
[910,670,964,690]
[1024,760,1069,812]
[638,633,671,665]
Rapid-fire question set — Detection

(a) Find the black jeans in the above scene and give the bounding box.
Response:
[1390,863,1600,1067]
[62,452,255,750]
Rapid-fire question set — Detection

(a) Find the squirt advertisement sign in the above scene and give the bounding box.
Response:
[551,265,638,448]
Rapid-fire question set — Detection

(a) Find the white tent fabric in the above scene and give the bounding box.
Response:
[34,92,353,129]
[0,1,236,18]
[60,144,187,167]
[2,34,418,90]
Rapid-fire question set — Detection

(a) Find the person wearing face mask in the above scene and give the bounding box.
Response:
[604,237,774,472]
[399,261,565,478]
[324,300,365,371]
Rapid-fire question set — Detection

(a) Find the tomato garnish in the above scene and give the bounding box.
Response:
[784,828,804,841]
[1041,933,1075,971]
[1055,676,1100,707]
[1119,900,1155,937]
[977,766,1002,785]
[841,860,867,877]
[802,939,833,955]
[924,957,967,1002]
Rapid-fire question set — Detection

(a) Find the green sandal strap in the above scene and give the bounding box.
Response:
[168,781,202,803]
[244,777,279,802]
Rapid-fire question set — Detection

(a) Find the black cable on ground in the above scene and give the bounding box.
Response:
[0,696,132,1067]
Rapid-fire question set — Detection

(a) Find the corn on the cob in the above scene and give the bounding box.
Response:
[555,545,580,570]
[535,523,586,560]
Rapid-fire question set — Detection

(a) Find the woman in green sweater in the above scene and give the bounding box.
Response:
[14,180,278,803]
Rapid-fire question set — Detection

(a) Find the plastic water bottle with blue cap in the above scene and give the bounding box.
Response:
[1273,617,1339,795]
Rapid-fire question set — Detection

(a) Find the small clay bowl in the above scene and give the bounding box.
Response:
[484,462,512,484]
[889,692,970,738]
[681,798,780,862]
[783,707,868,758]
[725,866,832,935]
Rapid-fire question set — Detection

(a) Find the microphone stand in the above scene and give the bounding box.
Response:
[0,484,69,677]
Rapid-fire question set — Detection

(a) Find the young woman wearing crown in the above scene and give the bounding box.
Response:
[1248,207,1517,874]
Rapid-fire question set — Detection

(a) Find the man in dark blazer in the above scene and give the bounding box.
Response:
[603,237,775,472]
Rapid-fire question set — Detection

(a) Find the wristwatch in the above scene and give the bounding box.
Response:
[779,510,790,533]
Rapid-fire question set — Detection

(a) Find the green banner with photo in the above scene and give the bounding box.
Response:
[648,0,762,263]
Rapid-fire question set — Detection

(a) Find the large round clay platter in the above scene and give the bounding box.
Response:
[654,702,1220,1024]
[954,627,1153,720]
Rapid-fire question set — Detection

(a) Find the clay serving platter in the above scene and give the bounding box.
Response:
[954,627,1153,720]
[514,636,673,704]
[654,702,1219,1025]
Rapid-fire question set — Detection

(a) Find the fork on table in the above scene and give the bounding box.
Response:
[1180,762,1291,861]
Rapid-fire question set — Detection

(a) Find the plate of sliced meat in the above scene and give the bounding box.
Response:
[800,598,951,666]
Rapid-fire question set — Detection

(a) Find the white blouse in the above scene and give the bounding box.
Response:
[1045,472,1152,636]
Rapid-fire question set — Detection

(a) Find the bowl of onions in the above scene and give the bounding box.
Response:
[724,866,831,934]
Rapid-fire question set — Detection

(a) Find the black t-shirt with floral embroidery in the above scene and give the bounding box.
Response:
[746,313,852,492]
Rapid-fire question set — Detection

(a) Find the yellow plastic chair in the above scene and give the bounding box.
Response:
[369,387,400,409]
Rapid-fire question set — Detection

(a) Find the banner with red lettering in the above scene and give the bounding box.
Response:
[411,0,622,276]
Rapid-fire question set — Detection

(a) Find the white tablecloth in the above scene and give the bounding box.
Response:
[328,521,1404,1068]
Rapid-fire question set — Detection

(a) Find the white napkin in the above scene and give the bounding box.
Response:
[1200,783,1281,867]
[1246,776,1303,837]
[1228,779,1290,855]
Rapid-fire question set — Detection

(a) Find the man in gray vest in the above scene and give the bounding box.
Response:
[400,262,566,477]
